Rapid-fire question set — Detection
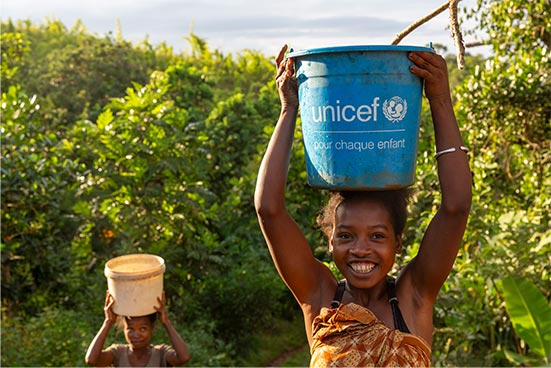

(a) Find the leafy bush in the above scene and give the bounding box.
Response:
[1,308,94,367]
[1,86,84,315]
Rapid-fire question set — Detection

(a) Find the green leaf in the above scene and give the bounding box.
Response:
[96,108,114,130]
[72,201,91,217]
[502,275,551,362]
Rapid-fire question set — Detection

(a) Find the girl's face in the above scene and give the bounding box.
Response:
[330,198,402,289]
[123,316,153,349]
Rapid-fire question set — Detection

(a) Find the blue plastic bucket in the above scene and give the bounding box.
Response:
[288,45,433,190]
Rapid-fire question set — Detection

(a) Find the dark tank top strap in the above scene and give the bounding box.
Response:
[386,276,411,333]
[331,279,346,308]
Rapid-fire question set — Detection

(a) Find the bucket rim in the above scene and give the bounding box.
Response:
[104,253,166,280]
[287,44,434,58]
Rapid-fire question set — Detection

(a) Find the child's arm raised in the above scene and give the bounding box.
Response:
[155,292,191,366]
[84,291,116,367]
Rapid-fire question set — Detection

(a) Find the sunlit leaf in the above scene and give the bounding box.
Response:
[96,108,113,130]
[502,275,551,362]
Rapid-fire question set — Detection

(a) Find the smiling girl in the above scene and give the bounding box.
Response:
[254,45,472,367]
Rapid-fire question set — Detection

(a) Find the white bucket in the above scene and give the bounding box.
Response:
[104,254,165,317]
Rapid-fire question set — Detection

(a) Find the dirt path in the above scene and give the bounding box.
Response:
[268,342,309,367]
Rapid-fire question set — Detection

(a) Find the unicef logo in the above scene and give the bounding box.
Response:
[382,96,408,122]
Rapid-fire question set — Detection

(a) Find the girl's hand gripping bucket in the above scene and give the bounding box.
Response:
[104,254,165,317]
[288,45,434,190]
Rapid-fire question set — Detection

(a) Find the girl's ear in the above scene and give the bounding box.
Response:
[395,235,402,254]
[329,238,334,254]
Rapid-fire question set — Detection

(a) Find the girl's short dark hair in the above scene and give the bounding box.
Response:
[317,189,411,240]
[117,313,157,330]
[125,313,157,325]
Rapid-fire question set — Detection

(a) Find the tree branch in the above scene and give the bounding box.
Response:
[449,0,465,69]
[391,0,467,69]
[465,40,490,48]
[391,1,450,45]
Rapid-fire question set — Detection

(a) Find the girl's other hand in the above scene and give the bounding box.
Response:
[408,51,451,102]
[154,291,169,326]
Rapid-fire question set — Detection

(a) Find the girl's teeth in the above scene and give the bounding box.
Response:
[351,263,375,273]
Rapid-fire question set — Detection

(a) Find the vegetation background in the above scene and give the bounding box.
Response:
[2,0,550,366]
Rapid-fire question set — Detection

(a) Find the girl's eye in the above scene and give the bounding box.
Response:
[336,233,352,240]
[372,233,386,239]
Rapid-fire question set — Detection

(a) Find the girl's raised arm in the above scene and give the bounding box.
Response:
[405,51,472,301]
[254,45,333,305]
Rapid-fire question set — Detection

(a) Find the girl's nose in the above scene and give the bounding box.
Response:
[350,238,371,256]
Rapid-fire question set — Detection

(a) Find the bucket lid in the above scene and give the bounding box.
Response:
[104,254,166,280]
[287,44,434,58]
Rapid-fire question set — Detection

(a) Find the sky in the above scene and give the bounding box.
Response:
[1,0,492,58]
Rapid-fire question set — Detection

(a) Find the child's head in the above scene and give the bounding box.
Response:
[317,189,411,240]
[118,313,157,348]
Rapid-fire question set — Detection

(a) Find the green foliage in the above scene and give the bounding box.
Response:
[0,31,30,84]
[1,85,84,315]
[500,276,551,365]
[1,307,94,367]
[197,261,287,357]
[200,90,273,195]
[183,33,275,102]
[164,61,215,122]
[468,0,551,54]
[73,70,211,253]
[2,18,178,126]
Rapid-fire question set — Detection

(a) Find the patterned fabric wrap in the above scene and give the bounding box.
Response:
[310,303,431,367]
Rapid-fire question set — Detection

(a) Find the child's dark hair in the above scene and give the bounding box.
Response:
[317,189,411,239]
[117,313,157,330]
[126,313,157,325]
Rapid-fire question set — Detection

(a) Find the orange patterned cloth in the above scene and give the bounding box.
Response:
[310,303,431,367]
